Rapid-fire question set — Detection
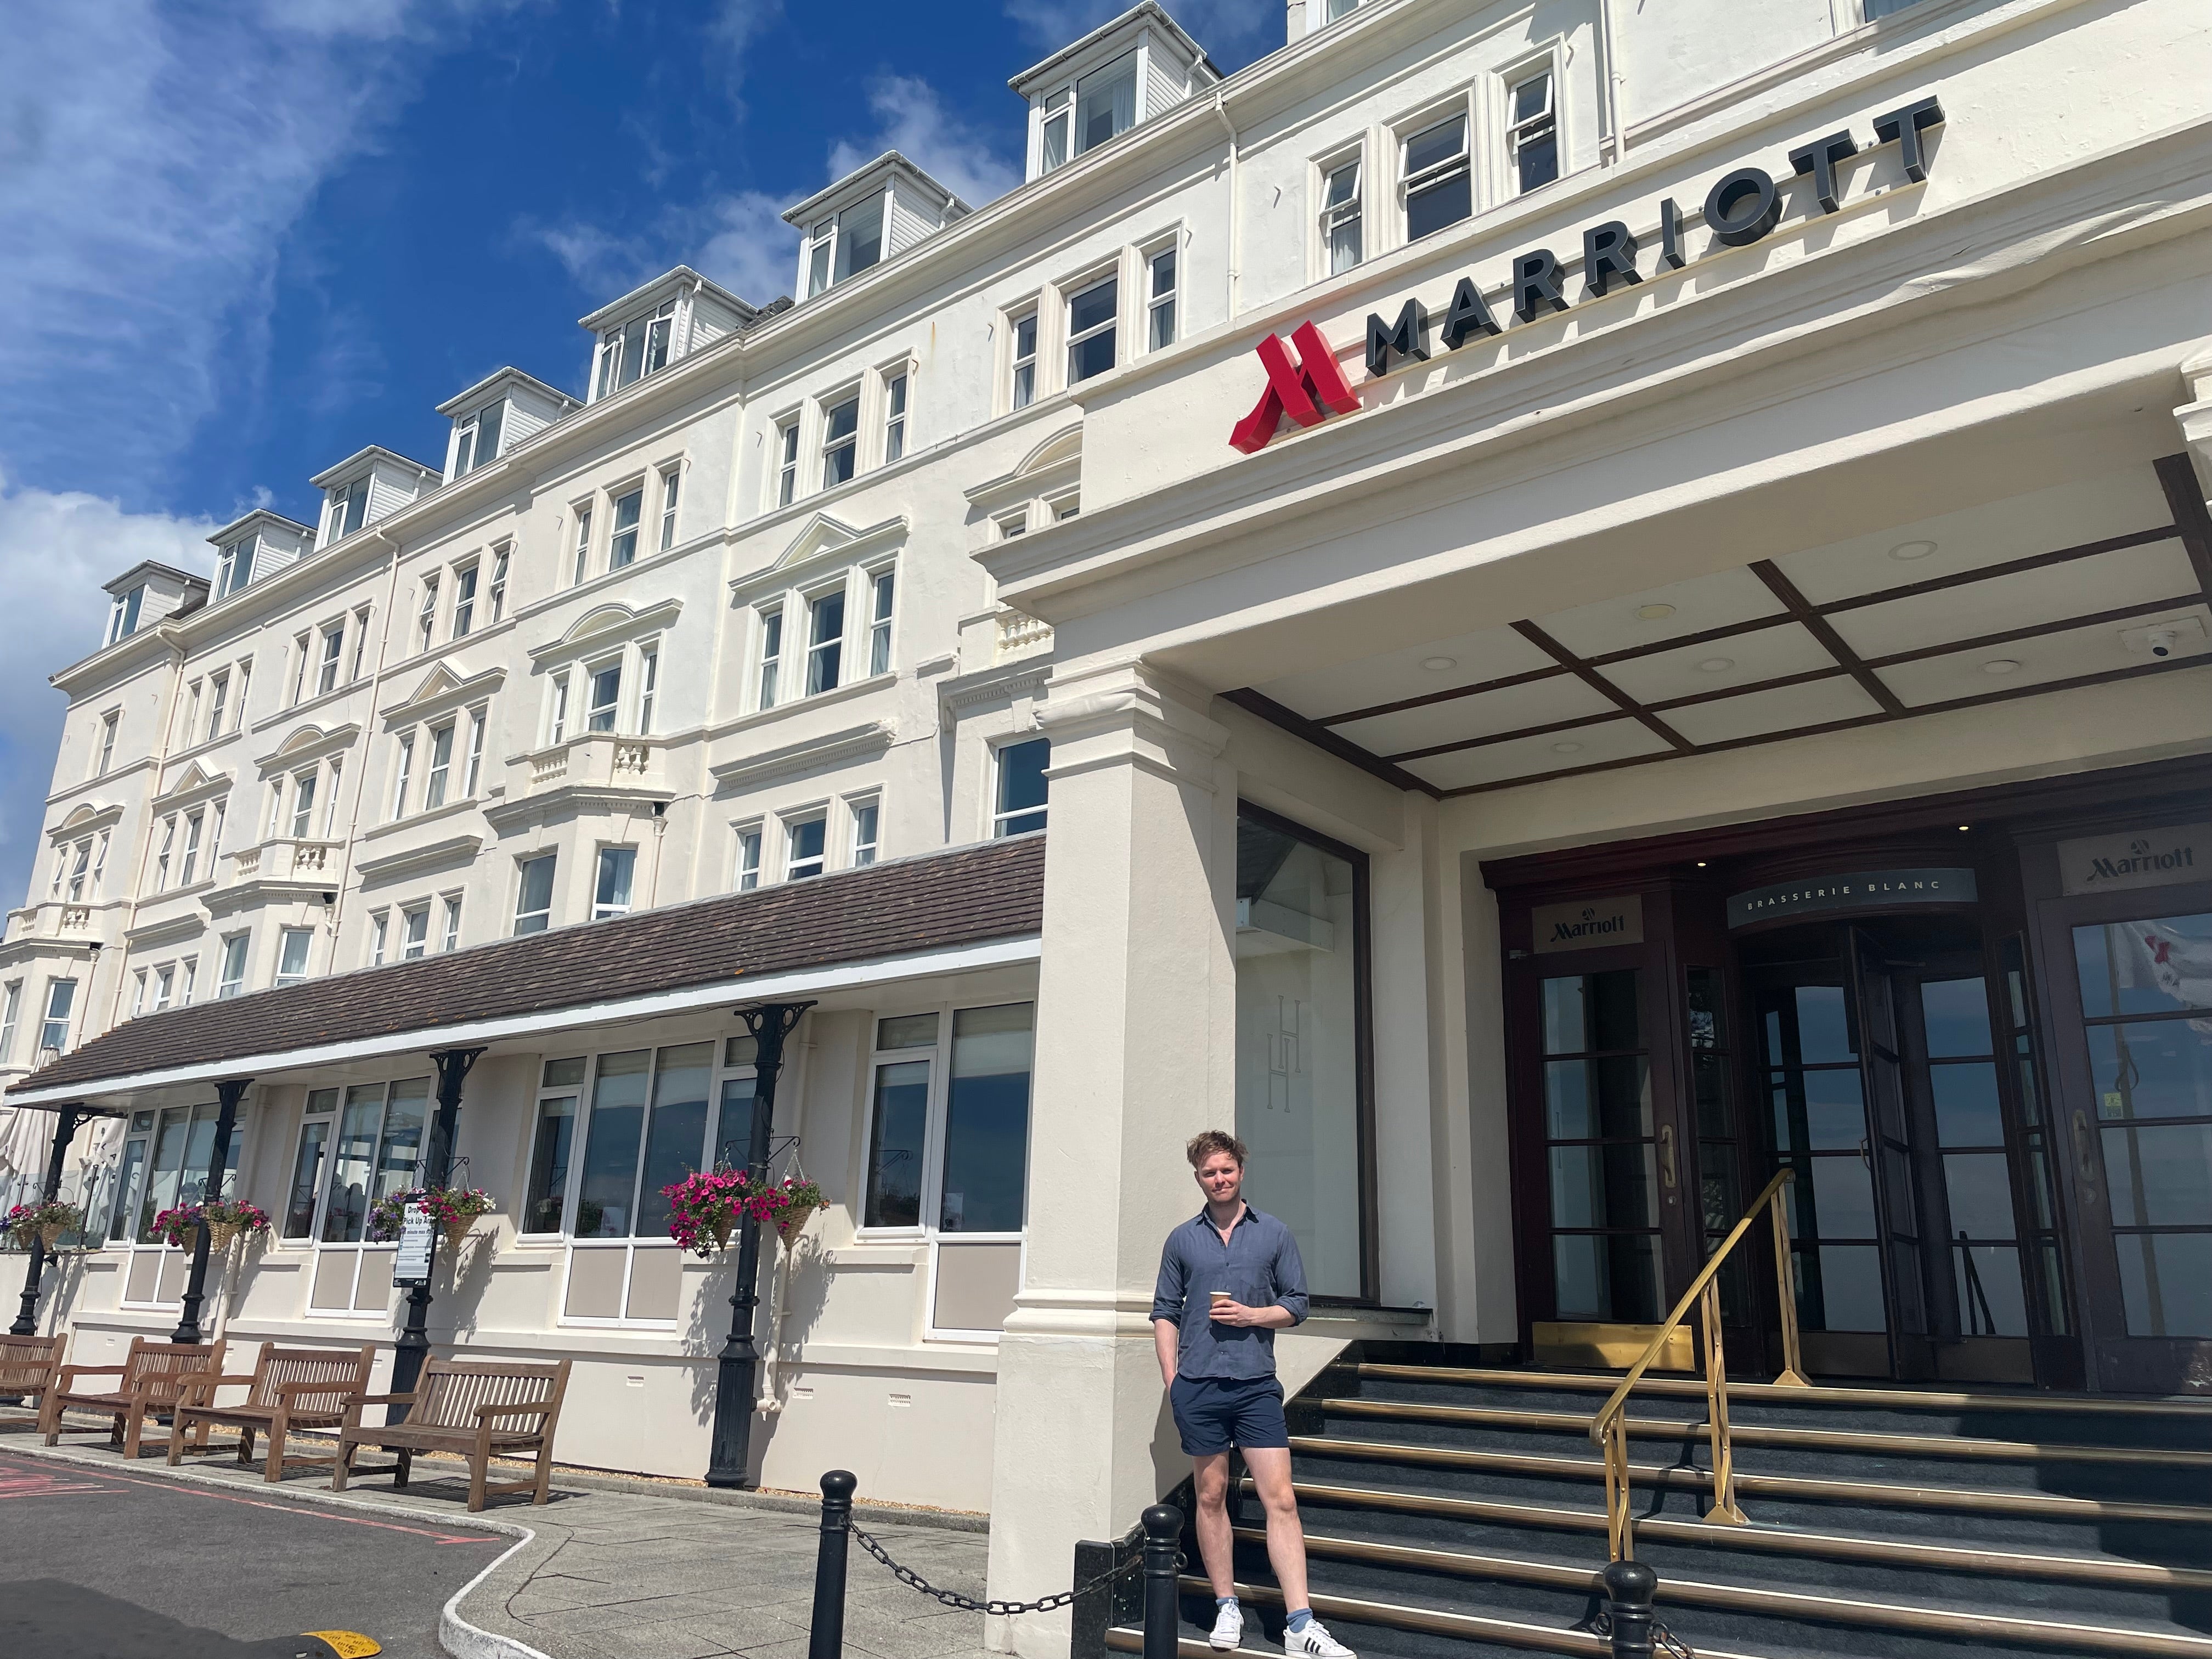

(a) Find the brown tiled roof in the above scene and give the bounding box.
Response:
[11,836,1044,1097]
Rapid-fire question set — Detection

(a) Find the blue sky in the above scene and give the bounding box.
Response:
[0,0,1281,908]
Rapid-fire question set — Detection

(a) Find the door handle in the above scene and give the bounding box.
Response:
[2072,1110,2100,1191]
[1657,1125,1679,1196]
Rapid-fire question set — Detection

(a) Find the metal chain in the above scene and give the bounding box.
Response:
[847,1522,1174,1617]
[1590,1609,1698,1658]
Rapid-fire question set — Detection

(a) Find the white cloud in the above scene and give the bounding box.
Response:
[0,0,514,505]
[828,75,1023,211]
[0,476,219,910]
[521,189,799,315]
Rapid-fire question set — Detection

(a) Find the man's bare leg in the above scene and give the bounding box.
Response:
[1241,1446,1308,1611]
[1192,1451,1237,1597]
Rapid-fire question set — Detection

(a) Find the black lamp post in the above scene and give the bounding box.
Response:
[389,1046,484,1417]
[704,1001,812,1489]
[171,1077,251,1345]
[8,1104,85,1345]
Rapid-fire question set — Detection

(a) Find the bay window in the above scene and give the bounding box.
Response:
[757,608,783,709]
[289,769,318,839]
[179,811,203,886]
[110,1102,247,1273]
[464,706,487,797]
[1074,52,1136,154]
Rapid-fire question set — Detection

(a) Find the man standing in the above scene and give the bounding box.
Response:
[1152,1130,1355,1658]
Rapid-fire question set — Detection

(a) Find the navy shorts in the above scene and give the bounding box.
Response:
[1169,1374,1289,1456]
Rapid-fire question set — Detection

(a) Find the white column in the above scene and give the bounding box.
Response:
[988,658,1234,1658]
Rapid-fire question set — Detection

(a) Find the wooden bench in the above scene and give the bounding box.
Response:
[40,1336,225,1459]
[332,1357,570,1511]
[0,1334,67,1426]
[169,1342,376,1482]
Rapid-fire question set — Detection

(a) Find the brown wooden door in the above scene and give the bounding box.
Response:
[2038,886,2212,1393]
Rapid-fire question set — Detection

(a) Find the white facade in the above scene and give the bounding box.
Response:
[8,1,2212,1647]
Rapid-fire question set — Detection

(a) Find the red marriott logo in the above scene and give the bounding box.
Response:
[1228,321,1359,454]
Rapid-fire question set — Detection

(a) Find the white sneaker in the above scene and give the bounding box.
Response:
[1207,1602,1244,1650]
[1284,1618,1354,1659]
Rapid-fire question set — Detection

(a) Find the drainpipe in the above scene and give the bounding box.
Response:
[1595,0,1624,165]
[1211,90,1240,320]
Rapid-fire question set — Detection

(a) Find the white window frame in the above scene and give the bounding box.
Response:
[451,562,479,639]
[347,611,368,681]
[855,1002,1039,1339]
[205,670,231,742]
[592,845,636,919]
[783,810,828,881]
[594,300,676,400]
[608,481,646,569]
[515,852,557,935]
[848,793,882,868]
[1007,305,1039,412]
[111,1100,252,1289]
[638,643,659,736]
[1064,269,1119,386]
[992,736,1051,838]
[1143,238,1178,352]
[882,367,909,465]
[585,657,623,733]
[0,981,19,1063]
[755,605,785,712]
[399,904,431,961]
[317,624,344,697]
[733,822,764,891]
[453,398,505,476]
[463,703,488,798]
[391,733,415,820]
[658,465,682,552]
[772,415,802,509]
[369,909,390,967]
[95,712,119,778]
[289,768,319,840]
[415,575,439,655]
[440,893,463,953]
[534,1040,762,1328]
[548,672,571,747]
[153,817,174,892]
[1400,101,1474,245]
[179,811,204,888]
[290,634,311,705]
[803,583,846,697]
[217,934,249,999]
[274,927,313,986]
[285,1077,432,1317]
[1504,59,1560,197]
[486,549,509,624]
[422,720,456,810]
[866,564,896,678]
[153,964,174,1012]
[819,388,861,490]
[1319,146,1365,277]
[571,503,595,586]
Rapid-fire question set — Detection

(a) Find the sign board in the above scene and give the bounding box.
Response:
[392,1203,433,1287]
[1531,895,1644,954]
[2058,825,2212,896]
[1727,868,1977,929]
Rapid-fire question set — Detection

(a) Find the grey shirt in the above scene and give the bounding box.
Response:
[1151,1204,1310,1380]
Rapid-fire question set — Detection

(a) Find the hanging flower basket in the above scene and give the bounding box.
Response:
[663,1172,825,1257]
[154,1204,205,1253]
[5,1199,82,1251]
[202,1199,271,1256]
[367,1186,498,1247]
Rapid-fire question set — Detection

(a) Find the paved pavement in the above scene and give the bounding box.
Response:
[0,1443,500,1658]
[1,1412,1003,1659]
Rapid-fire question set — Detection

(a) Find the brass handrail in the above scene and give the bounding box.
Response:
[1588,1166,1807,1561]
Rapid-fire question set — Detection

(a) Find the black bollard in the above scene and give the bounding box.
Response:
[1141,1503,1183,1659]
[810,1470,857,1659]
[1601,1559,1658,1659]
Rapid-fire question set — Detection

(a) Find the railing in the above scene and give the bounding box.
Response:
[996,611,1054,660]
[1589,1166,1806,1562]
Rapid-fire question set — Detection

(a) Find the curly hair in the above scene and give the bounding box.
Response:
[1185,1130,1248,1170]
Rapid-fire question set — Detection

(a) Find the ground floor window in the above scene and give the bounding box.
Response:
[1233,803,1373,1302]
[107,1101,249,1306]
[860,1003,1036,1239]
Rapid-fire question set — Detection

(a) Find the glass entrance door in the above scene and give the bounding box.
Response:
[2051,903,2212,1391]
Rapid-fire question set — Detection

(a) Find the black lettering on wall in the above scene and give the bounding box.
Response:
[1788,130,1859,215]
[1657,198,1686,270]
[1513,250,1568,322]
[1873,95,1946,183]
[1365,297,1430,376]
[1703,167,1782,248]
[1440,277,1500,349]
[1582,221,1640,298]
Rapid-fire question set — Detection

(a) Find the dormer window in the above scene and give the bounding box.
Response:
[326,478,369,544]
[105,585,144,645]
[1036,52,1139,176]
[452,400,504,476]
[803,197,887,299]
[217,537,256,598]
[594,300,675,400]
